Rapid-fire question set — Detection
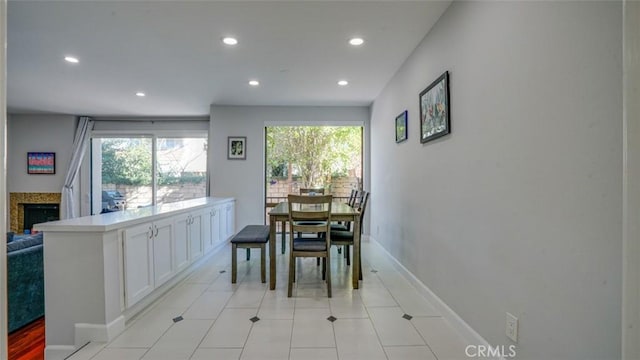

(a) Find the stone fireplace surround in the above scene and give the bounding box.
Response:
[9,192,61,233]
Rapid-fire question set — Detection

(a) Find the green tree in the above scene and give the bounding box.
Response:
[266,126,361,188]
[101,138,152,185]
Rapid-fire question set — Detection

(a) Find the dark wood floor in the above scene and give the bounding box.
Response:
[8,317,45,360]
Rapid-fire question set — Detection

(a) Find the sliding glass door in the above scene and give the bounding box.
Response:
[91,135,207,215]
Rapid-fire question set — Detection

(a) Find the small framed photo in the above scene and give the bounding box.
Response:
[395,110,408,143]
[227,136,247,160]
[27,152,56,174]
[419,71,450,144]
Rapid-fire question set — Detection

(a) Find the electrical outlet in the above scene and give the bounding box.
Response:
[506,312,518,342]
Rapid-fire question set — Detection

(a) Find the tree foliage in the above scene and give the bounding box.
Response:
[266,126,361,188]
[101,138,153,185]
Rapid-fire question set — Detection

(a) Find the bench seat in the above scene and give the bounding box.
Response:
[231,225,270,283]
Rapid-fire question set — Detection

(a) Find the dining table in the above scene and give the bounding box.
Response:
[268,201,362,290]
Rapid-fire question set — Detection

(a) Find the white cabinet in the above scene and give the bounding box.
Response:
[174,213,191,272]
[123,223,154,307]
[123,217,176,308]
[203,206,220,253]
[152,217,174,287]
[174,211,204,269]
[225,202,235,239]
[189,212,203,261]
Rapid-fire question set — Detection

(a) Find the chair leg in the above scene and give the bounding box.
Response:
[358,246,363,280]
[317,257,320,266]
[346,246,351,266]
[326,254,332,298]
[246,248,250,261]
[288,253,295,297]
[260,244,266,283]
[231,243,238,283]
[281,222,286,254]
[322,258,326,280]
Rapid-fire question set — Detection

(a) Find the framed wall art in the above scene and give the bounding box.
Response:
[419,71,450,144]
[395,110,408,143]
[27,152,56,174]
[227,136,247,160]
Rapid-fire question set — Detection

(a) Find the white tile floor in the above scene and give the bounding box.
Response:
[69,239,470,360]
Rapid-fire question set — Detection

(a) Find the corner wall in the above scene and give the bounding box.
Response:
[209,105,369,231]
[370,2,622,359]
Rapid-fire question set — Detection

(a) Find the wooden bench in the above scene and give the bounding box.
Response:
[231,225,270,283]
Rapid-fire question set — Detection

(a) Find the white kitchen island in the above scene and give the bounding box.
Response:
[34,197,235,360]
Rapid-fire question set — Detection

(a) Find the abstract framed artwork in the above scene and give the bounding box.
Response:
[27,152,55,174]
[395,110,408,143]
[419,71,450,144]
[227,136,247,160]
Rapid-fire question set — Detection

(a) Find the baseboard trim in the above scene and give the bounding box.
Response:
[44,345,76,360]
[367,235,503,360]
[74,315,125,347]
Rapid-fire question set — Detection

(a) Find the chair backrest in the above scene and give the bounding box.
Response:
[300,188,325,196]
[356,191,370,235]
[288,194,332,234]
[352,190,366,209]
[346,189,357,206]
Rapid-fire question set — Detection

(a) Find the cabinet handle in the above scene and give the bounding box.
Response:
[148,226,153,239]
[154,226,159,237]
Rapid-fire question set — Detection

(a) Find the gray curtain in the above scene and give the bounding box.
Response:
[61,116,94,219]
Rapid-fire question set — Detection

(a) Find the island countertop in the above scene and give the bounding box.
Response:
[34,197,234,233]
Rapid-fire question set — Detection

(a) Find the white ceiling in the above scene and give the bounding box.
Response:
[7,1,450,117]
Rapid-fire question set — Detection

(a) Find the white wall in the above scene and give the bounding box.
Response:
[209,105,369,231]
[7,114,76,193]
[370,2,622,359]
[623,0,640,358]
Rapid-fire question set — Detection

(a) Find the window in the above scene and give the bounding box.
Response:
[91,135,207,214]
[264,125,363,222]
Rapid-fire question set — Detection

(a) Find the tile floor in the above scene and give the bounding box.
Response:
[69,239,470,360]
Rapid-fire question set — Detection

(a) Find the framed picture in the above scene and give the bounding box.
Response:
[419,71,450,144]
[27,152,56,174]
[395,110,408,143]
[227,136,247,160]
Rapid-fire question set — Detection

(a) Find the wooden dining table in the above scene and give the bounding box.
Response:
[268,201,361,290]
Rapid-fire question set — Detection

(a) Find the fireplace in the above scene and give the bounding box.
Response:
[9,192,62,233]
[23,203,60,231]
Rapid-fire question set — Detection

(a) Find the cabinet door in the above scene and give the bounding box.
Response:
[212,207,221,246]
[219,204,228,242]
[123,223,154,307]
[174,213,190,271]
[153,217,174,287]
[189,212,203,261]
[226,203,235,238]
[202,208,213,254]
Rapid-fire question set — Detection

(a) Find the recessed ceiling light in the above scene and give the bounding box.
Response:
[349,37,364,46]
[135,92,146,97]
[338,80,349,86]
[222,37,238,45]
[64,56,79,63]
[248,80,260,86]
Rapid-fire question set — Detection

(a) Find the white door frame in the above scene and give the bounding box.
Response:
[1,0,8,357]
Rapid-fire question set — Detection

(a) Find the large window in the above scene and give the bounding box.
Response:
[265,125,362,221]
[91,135,207,214]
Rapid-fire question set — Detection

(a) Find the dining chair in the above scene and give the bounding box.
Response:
[331,189,360,232]
[299,188,325,196]
[297,187,327,241]
[330,191,369,279]
[287,194,333,297]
